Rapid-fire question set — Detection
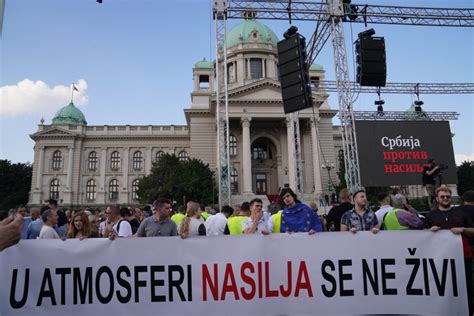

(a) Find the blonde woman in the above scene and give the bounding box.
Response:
[66,211,94,239]
[179,201,206,238]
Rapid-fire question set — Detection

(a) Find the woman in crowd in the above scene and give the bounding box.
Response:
[179,201,206,238]
[67,211,94,239]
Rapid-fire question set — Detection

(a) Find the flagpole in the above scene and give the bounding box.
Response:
[71,84,74,103]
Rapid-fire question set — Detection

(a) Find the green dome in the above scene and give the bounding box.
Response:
[226,19,279,48]
[404,103,430,121]
[194,58,213,69]
[310,64,324,71]
[52,102,87,125]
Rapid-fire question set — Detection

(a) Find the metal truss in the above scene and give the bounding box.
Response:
[329,0,362,192]
[288,112,304,196]
[226,1,474,26]
[217,0,473,195]
[317,81,474,94]
[352,111,460,121]
[214,2,231,208]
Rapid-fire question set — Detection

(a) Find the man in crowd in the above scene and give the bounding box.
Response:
[424,187,474,315]
[381,194,424,230]
[17,205,32,239]
[0,214,23,251]
[242,198,270,235]
[279,188,322,234]
[326,188,353,232]
[224,202,249,235]
[104,205,133,239]
[341,190,379,234]
[136,198,177,237]
[26,206,49,239]
[375,192,393,225]
[39,209,60,239]
[47,199,68,237]
[205,205,233,236]
[422,159,440,209]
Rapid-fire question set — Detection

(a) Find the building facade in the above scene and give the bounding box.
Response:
[28,19,346,208]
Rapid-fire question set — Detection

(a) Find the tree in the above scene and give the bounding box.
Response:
[137,154,216,206]
[0,160,32,210]
[457,160,474,197]
[334,150,347,193]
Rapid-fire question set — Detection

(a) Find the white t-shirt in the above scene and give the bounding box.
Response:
[112,219,133,237]
[204,213,228,236]
[242,217,270,235]
[375,205,394,224]
[39,225,60,239]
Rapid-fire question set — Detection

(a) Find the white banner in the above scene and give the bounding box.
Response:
[0,231,468,315]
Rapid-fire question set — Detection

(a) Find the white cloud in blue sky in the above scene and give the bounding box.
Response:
[0,79,88,117]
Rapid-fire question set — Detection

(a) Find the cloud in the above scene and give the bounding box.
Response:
[0,79,88,117]
[455,153,474,166]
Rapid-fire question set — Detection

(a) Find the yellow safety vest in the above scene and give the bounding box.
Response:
[383,209,409,230]
[201,211,209,221]
[271,211,282,233]
[227,216,249,235]
[171,213,185,227]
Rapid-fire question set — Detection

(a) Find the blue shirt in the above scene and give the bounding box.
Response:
[281,203,323,233]
[20,217,33,239]
[26,219,43,239]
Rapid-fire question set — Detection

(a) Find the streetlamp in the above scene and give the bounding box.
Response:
[321,161,335,192]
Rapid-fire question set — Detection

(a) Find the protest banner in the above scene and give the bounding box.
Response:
[0,231,467,315]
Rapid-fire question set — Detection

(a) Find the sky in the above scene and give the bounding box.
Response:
[1,0,473,165]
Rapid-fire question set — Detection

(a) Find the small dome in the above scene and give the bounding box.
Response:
[52,102,87,125]
[194,58,214,69]
[404,103,430,121]
[310,64,324,71]
[226,19,279,48]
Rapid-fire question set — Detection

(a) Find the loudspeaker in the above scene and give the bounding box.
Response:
[277,34,313,114]
[355,36,386,87]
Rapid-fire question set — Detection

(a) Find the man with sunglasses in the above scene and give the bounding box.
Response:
[424,187,474,314]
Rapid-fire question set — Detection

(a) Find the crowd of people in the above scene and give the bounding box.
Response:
[0,187,473,313]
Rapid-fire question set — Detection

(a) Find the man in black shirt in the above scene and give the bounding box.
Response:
[422,159,440,209]
[325,188,353,231]
[424,187,474,315]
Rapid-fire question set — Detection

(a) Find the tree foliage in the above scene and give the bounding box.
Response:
[0,160,32,210]
[137,154,216,206]
[457,160,474,196]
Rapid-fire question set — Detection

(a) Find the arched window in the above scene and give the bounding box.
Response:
[88,151,98,171]
[132,179,140,200]
[52,150,62,170]
[252,143,272,160]
[50,179,60,200]
[155,151,164,162]
[249,58,262,79]
[86,179,96,201]
[230,167,238,194]
[111,151,120,171]
[132,151,143,170]
[229,135,237,156]
[178,151,189,161]
[109,179,119,200]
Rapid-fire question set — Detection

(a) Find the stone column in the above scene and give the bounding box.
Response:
[98,147,107,204]
[146,147,152,175]
[36,146,45,190]
[66,146,74,190]
[121,147,130,204]
[310,118,323,195]
[241,117,252,194]
[286,117,297,190]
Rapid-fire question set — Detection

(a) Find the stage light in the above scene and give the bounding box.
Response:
[414,100,424,112]
[283,26,298,39]
[375,100,385,114]
[358,28,375,38]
